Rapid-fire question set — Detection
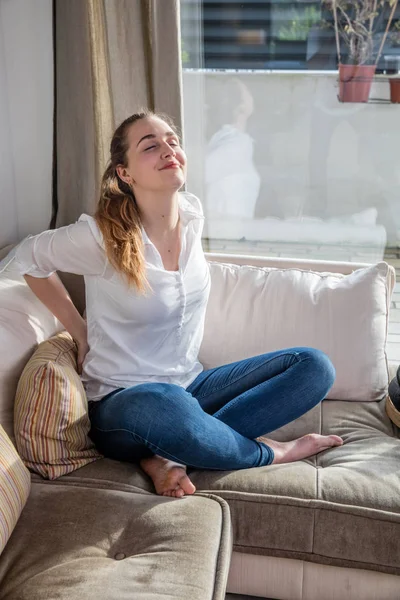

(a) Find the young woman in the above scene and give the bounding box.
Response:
[2,111,343,499]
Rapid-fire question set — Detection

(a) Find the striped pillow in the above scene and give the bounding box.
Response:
[0,424,31,553]
[14,331,103,480]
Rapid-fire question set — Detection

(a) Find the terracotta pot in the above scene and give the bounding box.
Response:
[339,64,376,103]
[390,78,400,103]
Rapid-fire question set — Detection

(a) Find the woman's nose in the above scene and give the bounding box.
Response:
[161,144,176,159]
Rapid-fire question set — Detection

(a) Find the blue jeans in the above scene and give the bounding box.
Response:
[88,347,335,471]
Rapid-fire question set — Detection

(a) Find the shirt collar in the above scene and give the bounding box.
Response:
[140,193,203,245]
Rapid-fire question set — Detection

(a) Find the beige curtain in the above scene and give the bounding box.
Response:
[55,0,184,227]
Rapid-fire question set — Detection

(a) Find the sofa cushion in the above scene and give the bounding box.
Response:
[30,456,154,494]
[29,397,400,576]
[0,269,62,442]
[14,331,103,480]
[200,261,394,402]
[188,398,400,576]
[0,424,31,554]
[0,482,232,600]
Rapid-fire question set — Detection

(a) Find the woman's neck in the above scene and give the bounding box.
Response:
[136,190,180,239]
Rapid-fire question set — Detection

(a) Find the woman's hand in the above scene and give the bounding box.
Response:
[23,274,90,374]
[75,336,90,375]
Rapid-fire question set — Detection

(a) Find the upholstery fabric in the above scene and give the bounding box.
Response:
[189,398,400,575]
[0,424,31,554]
[0,483,232,600]
[14,331,103,480]
[199,261,395,401]
[39,398,400,576]
[0,269,62,442]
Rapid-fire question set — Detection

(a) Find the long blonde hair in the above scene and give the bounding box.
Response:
[95,110,180,294]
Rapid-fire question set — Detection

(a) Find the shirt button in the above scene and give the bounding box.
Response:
[114,552,126,560]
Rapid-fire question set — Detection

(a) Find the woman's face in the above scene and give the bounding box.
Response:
[118,116,187,193]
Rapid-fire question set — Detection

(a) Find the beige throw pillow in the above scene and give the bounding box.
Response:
[200,261,395,402]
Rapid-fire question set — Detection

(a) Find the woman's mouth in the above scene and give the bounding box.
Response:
[160,162,180,170]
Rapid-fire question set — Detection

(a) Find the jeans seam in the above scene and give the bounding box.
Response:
[196,351,302,402]
[214,353,305,421]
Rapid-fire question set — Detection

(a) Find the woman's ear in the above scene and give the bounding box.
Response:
[116,165,131,185]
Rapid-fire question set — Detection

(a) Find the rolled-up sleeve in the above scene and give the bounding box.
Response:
[0,214,107,278]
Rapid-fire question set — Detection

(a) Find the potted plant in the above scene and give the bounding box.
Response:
[388,21,400,102]
[324,0,399,103]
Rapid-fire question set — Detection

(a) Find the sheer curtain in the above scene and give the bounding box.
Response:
[0,0,54,248]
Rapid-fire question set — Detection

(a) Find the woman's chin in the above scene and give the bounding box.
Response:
[159,172,185,189]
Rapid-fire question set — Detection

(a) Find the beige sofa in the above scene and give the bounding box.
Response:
[0,248,399,600]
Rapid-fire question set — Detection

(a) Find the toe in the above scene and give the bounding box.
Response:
[179,474,196,495]
[327,434,344,446]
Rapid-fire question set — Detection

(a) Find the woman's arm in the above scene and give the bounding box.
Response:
[1,217,106,371]
[24,273,89,373]
[1,217,107,279]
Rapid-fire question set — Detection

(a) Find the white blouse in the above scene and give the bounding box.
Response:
[0,192,212,401]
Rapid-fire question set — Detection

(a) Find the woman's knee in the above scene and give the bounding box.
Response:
[299,347,336,391]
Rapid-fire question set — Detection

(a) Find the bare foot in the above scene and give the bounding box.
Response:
[256,433,343,464]
[140,455,196,498]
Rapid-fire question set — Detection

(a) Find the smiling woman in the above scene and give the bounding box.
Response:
[1,109,342,502]
[121,119,187,205]
[94,111,187,290]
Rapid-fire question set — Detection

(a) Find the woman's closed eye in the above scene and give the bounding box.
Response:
[144,141,179,152]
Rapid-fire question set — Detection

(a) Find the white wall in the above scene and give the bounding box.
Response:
[183,70,400,247]
[0,0,53,247]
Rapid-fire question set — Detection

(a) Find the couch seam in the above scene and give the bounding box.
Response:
[199,494,400,521]
[195,493,232,600]
[30,478,153,495]
[212,262,351,280]
[232,544,400,572]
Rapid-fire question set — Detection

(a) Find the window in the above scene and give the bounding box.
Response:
[181,1,400,72]
[181,0,400,363]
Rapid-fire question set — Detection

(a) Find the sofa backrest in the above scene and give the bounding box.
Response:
[0,248,394,442]
[200,257,394,403]
[0,271,62,442]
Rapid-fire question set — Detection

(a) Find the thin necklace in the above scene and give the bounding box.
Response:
[167,219,181,254]
[160,214,180,253]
